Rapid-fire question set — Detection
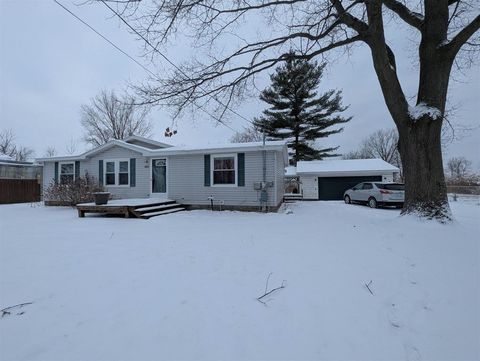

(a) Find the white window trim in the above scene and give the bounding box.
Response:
[104,159,130,187]
[211,153,237,187]
[59,161,75,184]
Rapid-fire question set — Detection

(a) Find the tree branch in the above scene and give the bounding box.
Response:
[330,0,369,36]
[443,14,480,56]
[382,0,424,30]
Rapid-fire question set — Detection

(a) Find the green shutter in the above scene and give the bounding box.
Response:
[130,158,136,187]
[98,160,103,185]
[75,161,80,180]
[238,153,245,186]
[54,162,59,183]
[204,154,211,186]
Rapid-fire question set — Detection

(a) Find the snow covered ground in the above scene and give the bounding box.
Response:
[1,198,479,361]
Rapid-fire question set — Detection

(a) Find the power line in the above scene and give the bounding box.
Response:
[99,0,253,128]
[53,0,150,75]
[53,0,240,134]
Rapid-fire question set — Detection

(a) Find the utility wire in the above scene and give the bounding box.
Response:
[99,0,253,128]
[53,0,240,134]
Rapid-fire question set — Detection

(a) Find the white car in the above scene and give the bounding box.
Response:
[343,182,405,208]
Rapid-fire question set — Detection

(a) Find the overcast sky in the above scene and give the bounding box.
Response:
[1,0,479,169]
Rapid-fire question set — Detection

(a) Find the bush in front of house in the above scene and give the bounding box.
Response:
[44,174,105,206]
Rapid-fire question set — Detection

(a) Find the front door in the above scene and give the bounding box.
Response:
[151,158,167,198]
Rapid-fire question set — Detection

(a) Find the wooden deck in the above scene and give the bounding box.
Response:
[76,198,186,219]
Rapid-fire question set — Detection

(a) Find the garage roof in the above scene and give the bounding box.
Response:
[295,159,399,176]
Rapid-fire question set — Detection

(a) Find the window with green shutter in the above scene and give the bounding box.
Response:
[204,154,211,186]
[238,153,245,186]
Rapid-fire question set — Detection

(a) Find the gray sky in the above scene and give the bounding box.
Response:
[1,0,479,169]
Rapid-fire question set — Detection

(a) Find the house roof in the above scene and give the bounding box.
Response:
[0,154,15,161]
[123,135,172,149]
[148,140,287,154]
[36,139,289,164]
[295,159,399,176]
[285,166,297,177]
[35,139,157,162]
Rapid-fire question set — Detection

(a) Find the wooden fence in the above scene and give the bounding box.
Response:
[0,179,41,204]
[447,185,480,195]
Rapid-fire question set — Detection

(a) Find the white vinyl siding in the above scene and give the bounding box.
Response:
[81,147,150,199]
[167,151,279,207]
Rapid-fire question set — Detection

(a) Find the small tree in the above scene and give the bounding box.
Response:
[447,157,471,180]
[230,127,263,143]
[44,146,58,157]
[81,89,153,147]
[0,129,17,158]
[254,54,351,165]
[15,147,34,162]
[65,138,78,155]
[344,128,403,179]
[0,129,34,161]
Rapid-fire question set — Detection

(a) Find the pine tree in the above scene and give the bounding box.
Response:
[254,53,351,165]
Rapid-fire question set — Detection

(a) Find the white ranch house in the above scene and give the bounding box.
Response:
[36,136,288,212]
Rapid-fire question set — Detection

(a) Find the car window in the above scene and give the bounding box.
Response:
[352,183,363,190]
[362,183,373,190]
[375,183,405,191]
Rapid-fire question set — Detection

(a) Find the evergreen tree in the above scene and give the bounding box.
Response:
[253,53,351,165]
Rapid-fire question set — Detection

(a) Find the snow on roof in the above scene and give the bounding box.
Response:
[0,154,15,161]
[285,166,297,177]
[150,140,287,154]
[296,159,399,175]
[124,135,172,149]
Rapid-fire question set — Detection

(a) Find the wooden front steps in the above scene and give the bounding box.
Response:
[76,199,186,219]
[130,201,186,219]
[283,193,303,203]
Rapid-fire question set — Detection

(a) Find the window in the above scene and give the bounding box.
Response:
[352,183,363,190]
[119,161,129,185]
[362,183,373,190]
[60,162,74,184]
[104,159,129,186]
[212,154,236,185]
[105,161,115,185]
[375,183,405,191]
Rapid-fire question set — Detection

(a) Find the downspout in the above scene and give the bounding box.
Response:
[261,131,268,212]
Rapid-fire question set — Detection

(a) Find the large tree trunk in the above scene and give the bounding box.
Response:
[364,0,456,221]
[397,118,451,220]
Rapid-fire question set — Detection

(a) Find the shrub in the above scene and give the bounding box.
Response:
[44,173,105,206]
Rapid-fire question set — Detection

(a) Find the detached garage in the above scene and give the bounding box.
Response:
[294,159,399,200]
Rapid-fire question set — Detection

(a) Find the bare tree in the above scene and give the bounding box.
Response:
[0,129,17,158]
[97,0,479,220]
[81,89,153,147]
[65,138,79,155]
[14,146,35,162]
[344,128,403,180]
[0,129,34,161]
[447,157,471,179]
[342,149,370,160]
[44,146,58,157]
[230,127,263,143]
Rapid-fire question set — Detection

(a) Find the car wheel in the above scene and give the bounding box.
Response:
[368,197,377,208]
[344,195,351,204]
